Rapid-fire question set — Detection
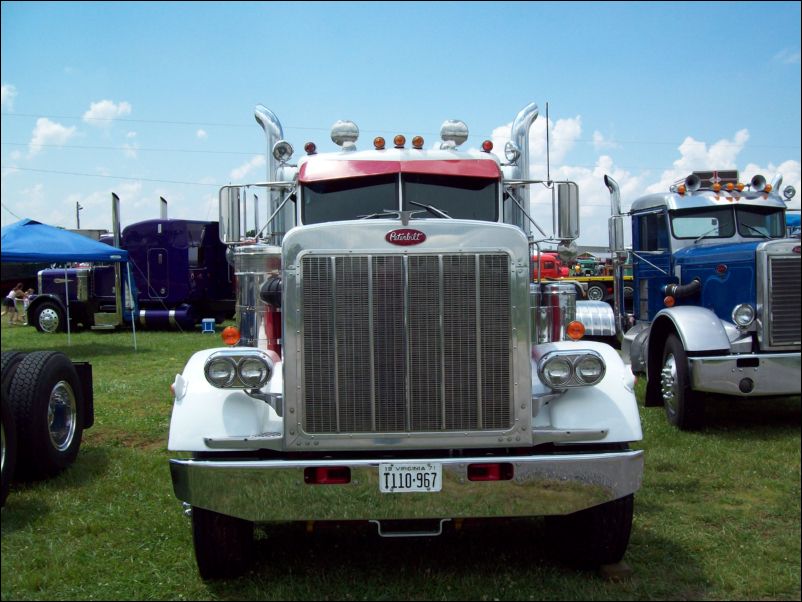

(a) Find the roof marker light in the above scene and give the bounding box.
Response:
[374,136,386,150]
[481,140,493,152]
[394,134,406,148]
[412,135,424,149]
[304,142,317,155]
[712,183,722,193]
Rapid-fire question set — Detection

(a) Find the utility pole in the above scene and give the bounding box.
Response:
[76,202,83,229]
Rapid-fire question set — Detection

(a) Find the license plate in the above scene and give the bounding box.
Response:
[379,462,442,493]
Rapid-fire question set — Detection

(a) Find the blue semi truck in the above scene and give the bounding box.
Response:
[604,170,800,429]
[27,196,234,333]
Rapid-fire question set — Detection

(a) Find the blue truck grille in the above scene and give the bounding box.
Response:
[768,257,801,346]
[300,254,513,435]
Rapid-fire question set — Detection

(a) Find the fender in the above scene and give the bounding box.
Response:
[26,294,68,316]
[651,306,731,353]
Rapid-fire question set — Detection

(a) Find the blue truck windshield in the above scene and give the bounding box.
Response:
[302,173,498,224]
[670,205,785,240]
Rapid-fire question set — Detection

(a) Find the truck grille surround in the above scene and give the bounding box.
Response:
[300,253,513,435]
[767,256,801,347]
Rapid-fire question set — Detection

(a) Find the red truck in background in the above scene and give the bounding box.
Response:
[533,252,569,279]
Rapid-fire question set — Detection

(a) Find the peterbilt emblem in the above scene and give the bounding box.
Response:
[386,229,426,246]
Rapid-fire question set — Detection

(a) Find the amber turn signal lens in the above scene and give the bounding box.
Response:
[566,321,585,340]
[712,183,722,192]
[664,296,676,308]
[373,136,386,150]
[412,135,424,149]
[393,134,406,148]
[222,326,241,346]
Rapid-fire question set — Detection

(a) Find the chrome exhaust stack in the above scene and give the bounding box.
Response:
[255,105,288,244]
[604,175,627,341]
[506,103,539,235]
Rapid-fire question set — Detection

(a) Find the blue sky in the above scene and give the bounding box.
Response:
[2,1,800,246]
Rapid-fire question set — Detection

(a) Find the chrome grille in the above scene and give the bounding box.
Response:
[301,254,512,434]
[768,257,801,346]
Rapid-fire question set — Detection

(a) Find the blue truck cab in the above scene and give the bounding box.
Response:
[606,170,800,429]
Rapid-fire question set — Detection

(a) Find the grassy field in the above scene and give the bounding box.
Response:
[1,321,800,600]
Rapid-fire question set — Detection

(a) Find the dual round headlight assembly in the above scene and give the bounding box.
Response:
[204,351,274,389]
[539,350,606,389]
[732,303,756,329]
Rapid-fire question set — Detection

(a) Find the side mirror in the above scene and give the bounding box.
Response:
[219,186,242,244]
[557,182,579,240]
[609,215,625,256]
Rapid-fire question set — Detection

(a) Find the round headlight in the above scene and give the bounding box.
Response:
[543,356,573,388]
[205,357,237,387]
[575,354,605,385]
[732,304,755,328]
[238,357,271,388]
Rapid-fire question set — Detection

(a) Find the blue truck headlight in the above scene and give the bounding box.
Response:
[539,350,606,389]
[732,304,755,328]
[204,350,274,389]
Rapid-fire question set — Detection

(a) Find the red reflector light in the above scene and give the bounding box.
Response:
[304,466,351,485]
[467,463,514,482]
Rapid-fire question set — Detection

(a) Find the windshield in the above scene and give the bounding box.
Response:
[735,206,785,238]
[302,174,397,224]
[301,173,498,224]
[670,207,735,239]
[402,174,498,221]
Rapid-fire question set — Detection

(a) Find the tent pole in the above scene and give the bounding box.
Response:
[64,266,71,346]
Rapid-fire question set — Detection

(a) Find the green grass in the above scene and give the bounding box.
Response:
[1,321,800,600]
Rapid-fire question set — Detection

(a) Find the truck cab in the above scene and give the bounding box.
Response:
[606,170,800,429]
[167,103,644,578]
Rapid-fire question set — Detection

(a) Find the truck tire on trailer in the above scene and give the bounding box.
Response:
[8,351,85,479]
[1,351,27,397]
[545,493,634,567]
[660,333,704,429]
[32,301,65,334]
[1,389,17,506]
[191,506,254,579]
[586,284,606,301]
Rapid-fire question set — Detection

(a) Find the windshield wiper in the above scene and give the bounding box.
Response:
[693,226,720,244]
[407,200,452,219]
[741,223,771,239]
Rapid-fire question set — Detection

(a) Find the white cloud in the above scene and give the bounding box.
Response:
[126,131,137,138]
[230,155,266,180]
[1,83,17,110]
[28,117,77,157]
[593,130,618,151]
[196,129,208,139]
[82,100,132,126]
[773,48,801,65]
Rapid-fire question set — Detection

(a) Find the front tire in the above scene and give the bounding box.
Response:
[8,351,85,479]
[660,333,704,429]
[191,506,254,579]
[545,494,635,567]
[32,301,65,333]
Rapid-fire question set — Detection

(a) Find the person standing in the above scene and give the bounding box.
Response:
[2,283,23,324]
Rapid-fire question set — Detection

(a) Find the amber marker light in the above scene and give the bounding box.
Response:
[664,296,676,308]
[678,184,687,195]
[373,136,386,150]
[412,135,424,149]
[393,134,406,148]
[566,321,586,340]
[736,182,745,191]
[726,182,734,191]
[764,184,772,193]
[222,326,241,346]
[712,183,722,193]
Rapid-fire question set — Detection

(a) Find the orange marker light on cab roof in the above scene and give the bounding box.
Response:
[566,321,585,341]
[412,135,424,149]
[393,134,406,148]
[678,185,686,195]
[373,136,386,150]
[736,182,745,191]
[712,183,722,193]
[764,184,772,193]
[726,182,734,191]
[221,326,241,346]
[481,140,493,152]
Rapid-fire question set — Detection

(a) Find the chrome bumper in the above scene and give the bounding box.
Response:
[169,450,643,523]
[689,352,801,396]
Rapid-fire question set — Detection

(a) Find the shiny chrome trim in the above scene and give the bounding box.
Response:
[170,450,643,522]
[689,352,801,396]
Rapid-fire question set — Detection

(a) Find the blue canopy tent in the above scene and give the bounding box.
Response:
[1,218,136,347]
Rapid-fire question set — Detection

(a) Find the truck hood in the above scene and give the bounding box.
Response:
[672,240,761,264]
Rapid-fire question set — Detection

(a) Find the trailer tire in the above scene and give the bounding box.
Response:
[586,284,606,301]
[32,301,65,334]
[1,389,17,506]
[8,351,84,479]
[545,493,634,567]
[192,506,254,579]
[660,333,704,429]
[1,351,27,398]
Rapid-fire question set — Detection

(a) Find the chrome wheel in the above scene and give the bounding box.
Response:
[661,353,679,416]
[48,381,77,452]
[39,308,61,333]
[587,286,605,301]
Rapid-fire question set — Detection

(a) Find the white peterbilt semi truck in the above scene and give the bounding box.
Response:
[167,102,643,578]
